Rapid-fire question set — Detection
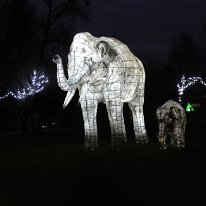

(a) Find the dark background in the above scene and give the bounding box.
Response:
[1,0,206,134]
[0,1,206,205]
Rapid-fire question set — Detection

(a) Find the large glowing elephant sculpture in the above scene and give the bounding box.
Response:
[53,32,148,151]
[156,100,186,150]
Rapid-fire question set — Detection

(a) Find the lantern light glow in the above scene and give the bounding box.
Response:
[0,70,48,101]
[177,75,206,103]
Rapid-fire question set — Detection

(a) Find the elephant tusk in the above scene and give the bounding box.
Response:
[62,87,76,109]
[77,85,81,93]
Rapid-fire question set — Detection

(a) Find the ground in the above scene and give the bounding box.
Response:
[0,118,205,205]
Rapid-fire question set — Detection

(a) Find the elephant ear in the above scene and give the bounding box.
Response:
[156,107,169,121]
[170,107,182,120]
[96,41,117,65]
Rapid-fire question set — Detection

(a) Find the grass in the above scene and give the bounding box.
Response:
[0,118,205,205]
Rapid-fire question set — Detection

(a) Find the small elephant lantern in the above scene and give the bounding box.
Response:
[156,100,186,150]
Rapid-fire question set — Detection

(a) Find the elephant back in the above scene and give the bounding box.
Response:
[162,100,184,111]
[158,100,186,123]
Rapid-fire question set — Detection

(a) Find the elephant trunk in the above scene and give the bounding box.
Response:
[53,54,77,109]
[53,54,70,91]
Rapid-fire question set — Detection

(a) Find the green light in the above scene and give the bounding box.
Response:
[186,102,195,112]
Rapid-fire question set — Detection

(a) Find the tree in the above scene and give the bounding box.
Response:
[38,0,91,65]
[168,32,201,76]
[0,0,39,87]
[0,0,91,88]
[198,23,206,71]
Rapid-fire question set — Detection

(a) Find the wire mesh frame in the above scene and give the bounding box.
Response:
[56,32,148,151]
[156,100,186,149]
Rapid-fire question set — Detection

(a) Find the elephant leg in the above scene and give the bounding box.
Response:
[81,99,98,151]
[170,136,175,147]
[180,121,186,149]
[128,101,149,144]
[179,134,186,149]
[172,124,186,150]
[106,100,126,150]
[159,135,169,150]
[179,125,186,149]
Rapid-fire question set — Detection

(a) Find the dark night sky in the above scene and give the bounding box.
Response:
[1,0,206,102]
[75,0,206,58]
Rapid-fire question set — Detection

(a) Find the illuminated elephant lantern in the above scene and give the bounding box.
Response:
[53,32,148,151]
[156,100,186,150]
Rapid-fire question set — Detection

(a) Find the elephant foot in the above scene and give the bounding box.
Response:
[158,137,168,149]
[135,135,149,144]
[111,136,127,151]
[83,142,99,152]
[171,143,185,150]
[111,143,126,151]
[171,139,185,150]
[160,144,168,150]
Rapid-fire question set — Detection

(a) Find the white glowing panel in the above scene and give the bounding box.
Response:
[156,100,186,150]
[53,32,148,151]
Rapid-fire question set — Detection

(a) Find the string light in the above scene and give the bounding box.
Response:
[177,75,206,103]
[0,70,48,101]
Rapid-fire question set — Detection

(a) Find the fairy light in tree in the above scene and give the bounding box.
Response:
[177,75,206,103]
[0,70,48,101]
[0,92,10,100]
